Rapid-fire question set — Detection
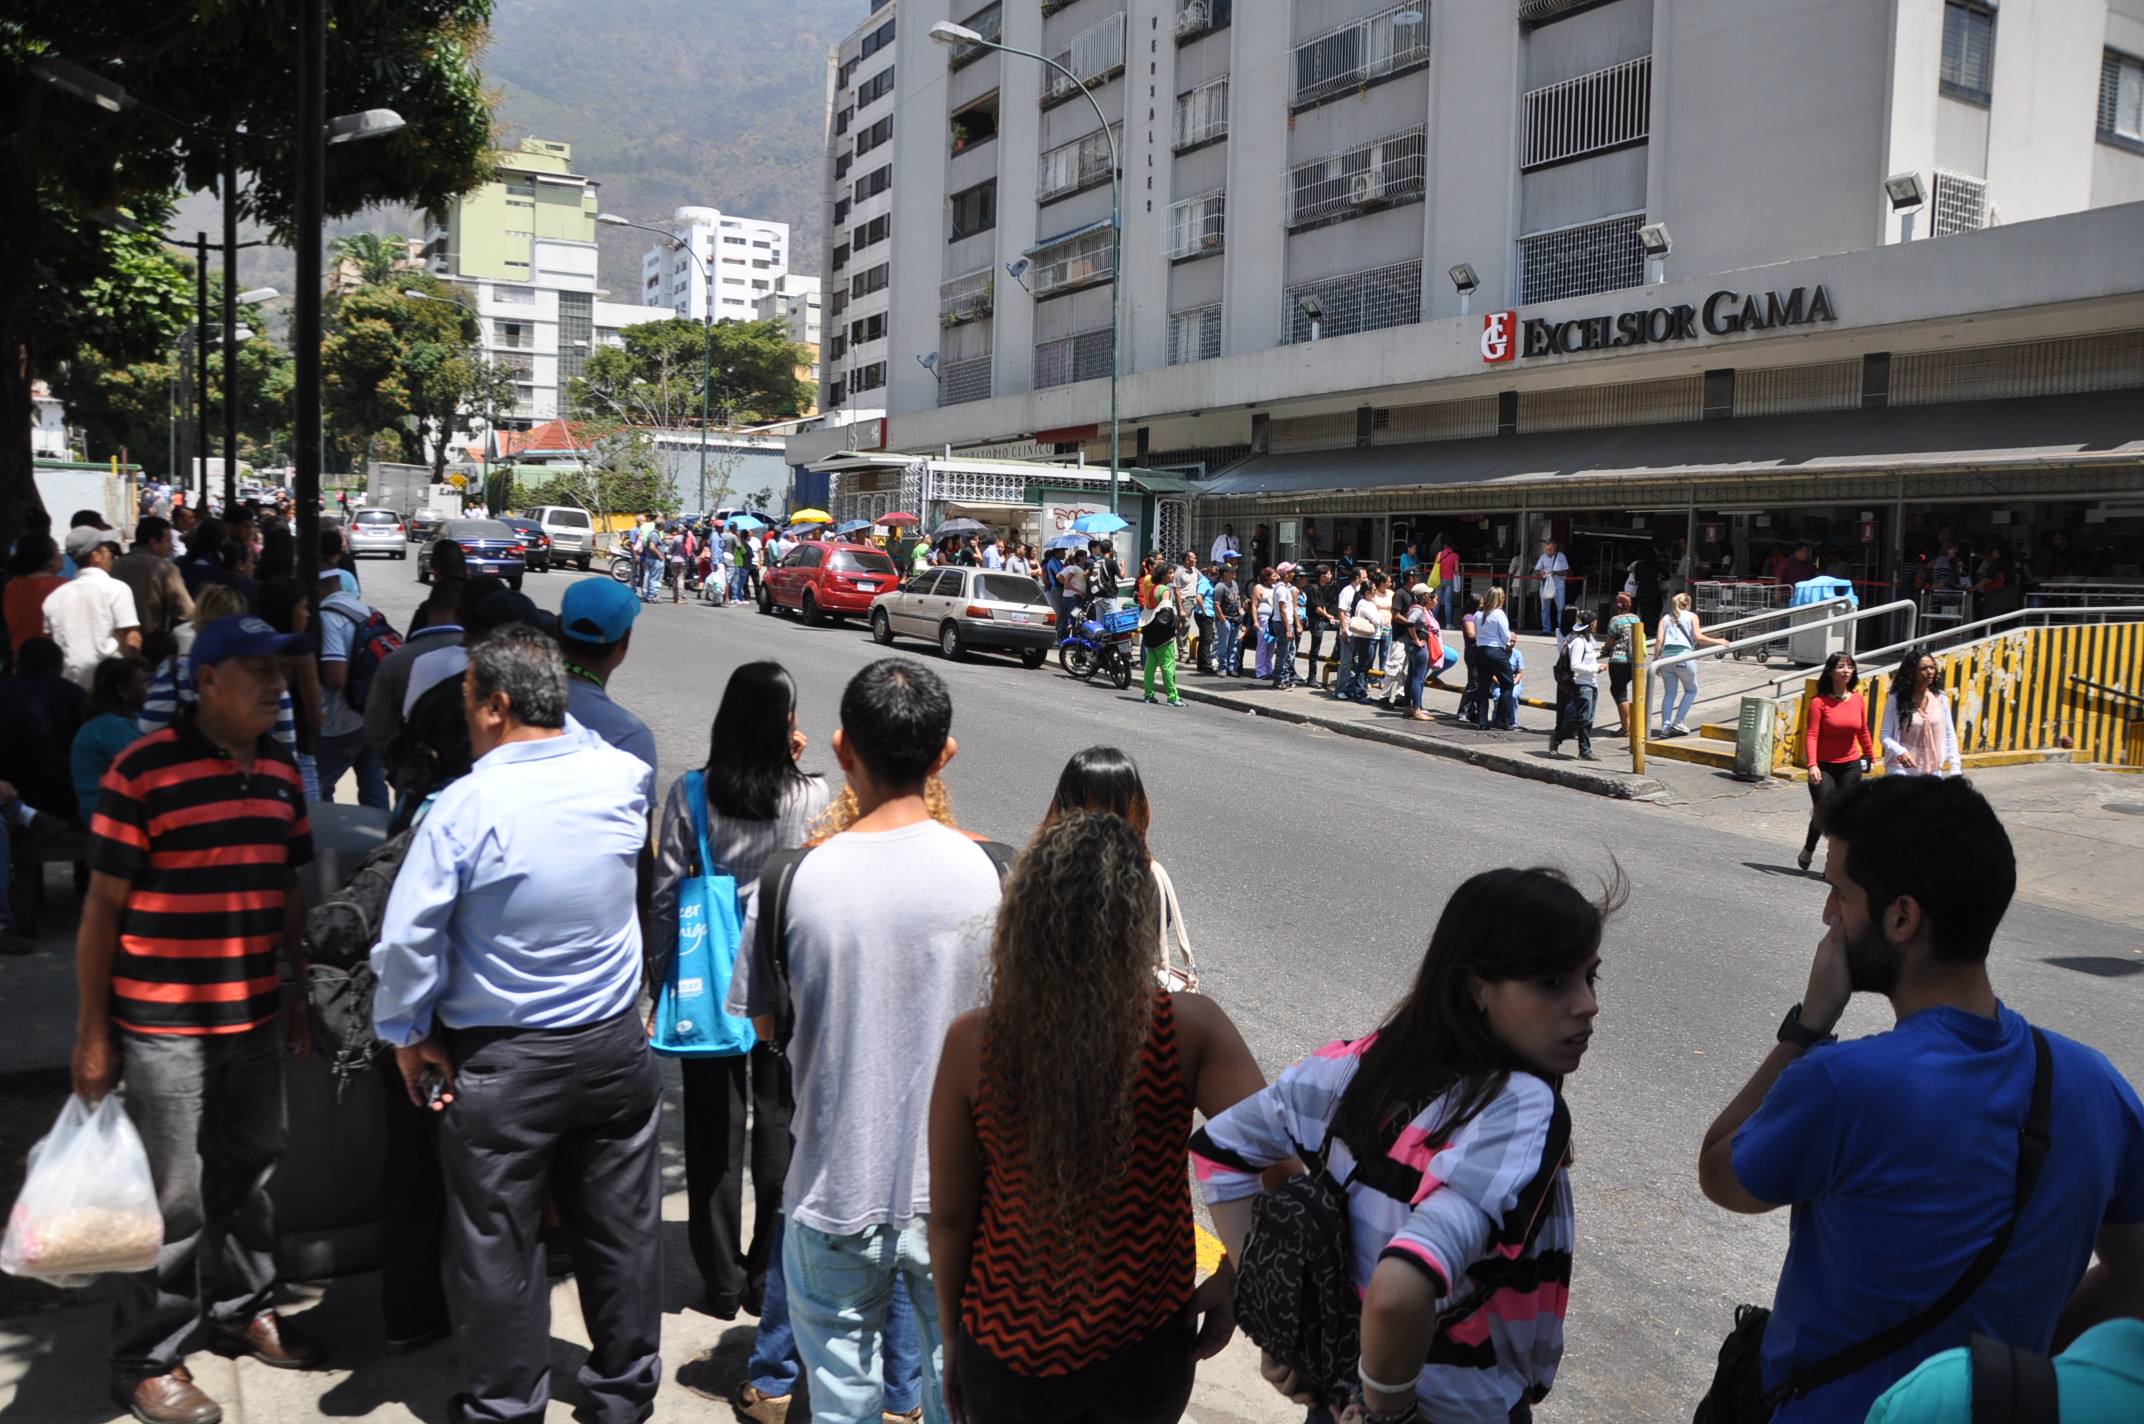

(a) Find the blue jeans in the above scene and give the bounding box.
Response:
[1659,661,1699,727]
[1435,581,1454,627]
[639,552,662,600]
[751,1217,923,1411]
[1542,583,1565,634]
[1477,647,1518,728]
[1212,618,1240,674]
[784,1217,945,1424]
[1337,636,1374,700]
[730,565,751,601]
[315,728,389,809]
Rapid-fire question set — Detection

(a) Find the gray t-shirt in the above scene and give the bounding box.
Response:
[566,678,656,804]
[726,819,1002,1235]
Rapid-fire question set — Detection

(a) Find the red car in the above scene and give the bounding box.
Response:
[758,540,902,625]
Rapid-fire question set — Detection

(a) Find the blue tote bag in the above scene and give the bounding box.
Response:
[652,770,758,1058]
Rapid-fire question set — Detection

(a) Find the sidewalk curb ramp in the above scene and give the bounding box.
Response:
[1176,684,1669,802]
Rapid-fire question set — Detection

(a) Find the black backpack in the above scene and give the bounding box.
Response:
[301,825,421,1100]
[1143,602,1179,649]
[1232,1132,1369,1406]
[755,835,1019,1050]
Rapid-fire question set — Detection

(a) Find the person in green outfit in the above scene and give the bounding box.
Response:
[1865,1318,2144,1423]
[1142,582,1183,706]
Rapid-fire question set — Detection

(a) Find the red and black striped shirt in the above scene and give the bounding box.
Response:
[87,715,312,1036]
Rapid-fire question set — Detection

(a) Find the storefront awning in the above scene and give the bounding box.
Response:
[1203,390,2144,500]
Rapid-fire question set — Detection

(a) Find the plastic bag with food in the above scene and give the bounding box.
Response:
[1,1094,164,1286]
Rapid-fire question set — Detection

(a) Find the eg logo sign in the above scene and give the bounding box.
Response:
[1480,311,1518,363]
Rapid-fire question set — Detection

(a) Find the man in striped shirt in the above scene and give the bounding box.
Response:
[75,614,323,1424]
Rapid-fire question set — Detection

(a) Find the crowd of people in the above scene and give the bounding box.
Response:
[4,492,2137,1424]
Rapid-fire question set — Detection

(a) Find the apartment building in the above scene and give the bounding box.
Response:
[755,272,826,347]
[422,138,673,422]
[794,0,2144,590]
[819,0,903,421]
[638,206,795,322]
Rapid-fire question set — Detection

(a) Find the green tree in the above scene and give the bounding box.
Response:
[2,1,496,549]
[328,231,408,287]
[321,277,517,483]
[510,420,677,527]
[570,317,813,429]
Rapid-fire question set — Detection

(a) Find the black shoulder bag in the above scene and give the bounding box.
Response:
[1694,1029,2053,1424]
[754,836,1019,1051]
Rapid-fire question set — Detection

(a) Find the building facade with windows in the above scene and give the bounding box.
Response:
[638,206,796,322]
[819,0,904,422]
[784,0,2144,596]
[422,138,673,422]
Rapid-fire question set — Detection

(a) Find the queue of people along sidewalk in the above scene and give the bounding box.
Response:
[7,502,2140,1424]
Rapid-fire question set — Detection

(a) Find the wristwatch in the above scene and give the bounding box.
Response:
[1777,1002,1837,1049]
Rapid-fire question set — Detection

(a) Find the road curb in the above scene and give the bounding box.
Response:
[1175,683,1668,802]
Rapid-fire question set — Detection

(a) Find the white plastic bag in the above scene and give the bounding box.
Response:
[1,1094,163,1286]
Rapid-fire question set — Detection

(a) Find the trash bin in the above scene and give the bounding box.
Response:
[1734,695,1778,782]
[1788,577,1858,665]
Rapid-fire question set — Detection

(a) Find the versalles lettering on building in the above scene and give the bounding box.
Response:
[1481,285,1838,363]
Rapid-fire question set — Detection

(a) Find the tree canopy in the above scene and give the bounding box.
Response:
[322,276,518,482]
[571,317,814,430]
[1,0,498,546]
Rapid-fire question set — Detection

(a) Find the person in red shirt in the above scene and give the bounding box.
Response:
[1800,651,1874,872]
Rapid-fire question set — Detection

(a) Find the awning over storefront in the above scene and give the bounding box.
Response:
[1202,391,2144,506]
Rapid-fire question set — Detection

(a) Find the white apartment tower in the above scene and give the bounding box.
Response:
[821,1,902,417]
[639,206,795,322]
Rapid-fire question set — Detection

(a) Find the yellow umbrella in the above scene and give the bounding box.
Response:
[789,508,834,524]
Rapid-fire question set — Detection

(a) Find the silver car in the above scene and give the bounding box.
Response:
[868,567,1058,666]
[347,508,408,559]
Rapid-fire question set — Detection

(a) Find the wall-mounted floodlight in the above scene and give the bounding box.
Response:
[1448,263,1480,294]
[1298,294,1324,342]
[326,109,405,144]
[917,352,941,380]
[1637,222,1673,258]
[1884,173,1927,211]
[29,58,134,113]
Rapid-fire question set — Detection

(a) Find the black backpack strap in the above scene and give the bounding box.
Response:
[754,846,812,1052]
[1969,1334,2059,1424]
[972,838,1019,881]
[1775,1029,2054,1404]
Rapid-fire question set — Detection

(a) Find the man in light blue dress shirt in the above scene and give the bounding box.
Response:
[372,623,663,1424]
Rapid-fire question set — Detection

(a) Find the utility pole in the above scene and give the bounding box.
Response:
[222,127,241,513]
[195,233,210,507]
[294,0,325,609]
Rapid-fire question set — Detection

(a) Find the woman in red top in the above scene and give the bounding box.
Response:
[1800,651,1874,872]
[929,811,1265,1424]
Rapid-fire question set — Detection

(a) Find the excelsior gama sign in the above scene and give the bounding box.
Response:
[1480,285,1838,363]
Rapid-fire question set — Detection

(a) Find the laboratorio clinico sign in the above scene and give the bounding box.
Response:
[1478,285,1838,363]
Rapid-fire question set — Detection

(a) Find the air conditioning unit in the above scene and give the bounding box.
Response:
[1349,169,1388,208]
[1175,2,1210,37]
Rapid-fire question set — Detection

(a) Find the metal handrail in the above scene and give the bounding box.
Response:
[1648,598,1916,676]
[1764,604,2144,694]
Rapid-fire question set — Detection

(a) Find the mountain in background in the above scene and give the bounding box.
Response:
[179,0,860,307]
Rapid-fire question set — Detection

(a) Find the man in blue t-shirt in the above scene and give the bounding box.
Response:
[1699,776,2144,1424]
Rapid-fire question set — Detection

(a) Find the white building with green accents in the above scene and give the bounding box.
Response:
[422,138,672,423]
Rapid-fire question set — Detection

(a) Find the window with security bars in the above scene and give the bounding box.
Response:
[948,4,1002,67]
[1031,228,1116,295]
[1286,127,1426,229]
[1930,170,1989,235]
[1940,2,1994,103]
[1167,305,1222,364]
[1034,328,1112,388]
[1157,501,1187,561]
[1522,56,1650,170]
[1165,191,1226,260]
[1174,78,1229,150]
[1292,5,1430,109]
[1175,0,1229,40]
[2101,50,2144,146]
[1283,260,1421,344]
[940,356,992,406]
[1517,213,1644,304]
[1038,124,1121,202]
[1043,13,1127,105]
[941,269,994,325]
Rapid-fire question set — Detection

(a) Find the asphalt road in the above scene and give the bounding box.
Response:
[356,553,2144,1422]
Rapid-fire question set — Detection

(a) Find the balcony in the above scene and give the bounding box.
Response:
[1041,13,1127,107]
[1285,127,1426,229]
[1291,5,1429,110]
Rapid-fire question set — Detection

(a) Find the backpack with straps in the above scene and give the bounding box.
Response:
[754,834,1019,1051]
[301,824,422,1100]
[324,603,405,712]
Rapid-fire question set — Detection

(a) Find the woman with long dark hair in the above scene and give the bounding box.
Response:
[1798,652,1872,872]
[929,812,1265,1423]
[651,660,829,1320]
[1881,649,1960,777]
[1040,747,1194,988]
[1194,866,1618,1422]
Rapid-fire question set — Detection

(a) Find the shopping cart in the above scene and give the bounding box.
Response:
[1921,588,1970,637]
[1708,581,1793,662]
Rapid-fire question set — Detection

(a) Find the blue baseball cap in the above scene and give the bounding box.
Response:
[192,615,312,666]
[560,578,641,644]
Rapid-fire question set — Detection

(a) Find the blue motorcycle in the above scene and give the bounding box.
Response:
[1058,605,1138,690]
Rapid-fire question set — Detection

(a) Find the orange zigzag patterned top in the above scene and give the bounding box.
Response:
[962,992,1197,1376]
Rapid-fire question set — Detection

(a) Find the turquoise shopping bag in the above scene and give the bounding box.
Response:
[652,770,757,1057]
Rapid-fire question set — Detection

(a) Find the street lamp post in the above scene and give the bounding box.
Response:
[596,214,719,511]
[929,21,1120,517]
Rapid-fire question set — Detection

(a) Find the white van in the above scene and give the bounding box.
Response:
[531,505,597,570]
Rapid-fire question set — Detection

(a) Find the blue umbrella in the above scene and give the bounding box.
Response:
[1044,532,1088,550]
[833,519,873,535]
[726,513,767,529]
[1072,512,1127,535]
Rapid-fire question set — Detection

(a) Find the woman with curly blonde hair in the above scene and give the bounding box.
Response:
[928,811,1266,1424]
